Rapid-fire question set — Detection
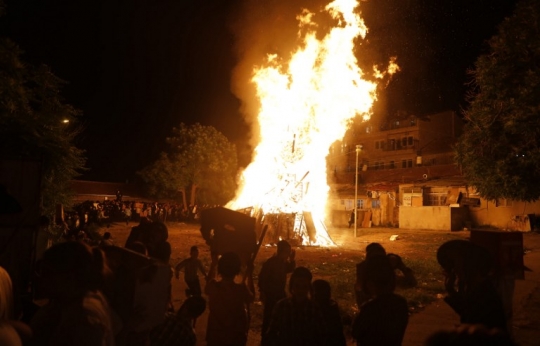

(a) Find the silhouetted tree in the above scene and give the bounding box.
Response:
[138,123,238,205]
[456,0,540,201]
[0,36,85,215]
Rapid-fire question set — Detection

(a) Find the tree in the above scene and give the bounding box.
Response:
[455,0,540,201]
[0,37,85,215]
[138,123,238,206]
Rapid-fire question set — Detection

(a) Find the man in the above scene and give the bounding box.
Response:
[258,240,296,339]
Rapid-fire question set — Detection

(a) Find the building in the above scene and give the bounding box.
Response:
[328,110,463,227]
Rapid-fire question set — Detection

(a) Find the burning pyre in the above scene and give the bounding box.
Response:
[227,0,398,246]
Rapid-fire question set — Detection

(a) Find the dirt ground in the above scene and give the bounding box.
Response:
[105,221,540,346]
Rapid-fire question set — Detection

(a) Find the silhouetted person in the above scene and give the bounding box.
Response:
[437,240,507,332]
[352,255,408,346]
[264,267,327,346]
[149,296,207,346]
[175,246,207,297]
[29,241,117,346]
[355,243,417,308]
[312,279,346,346]
[348,210,355,228]
[205,252,253,346]
[258,240,295,339]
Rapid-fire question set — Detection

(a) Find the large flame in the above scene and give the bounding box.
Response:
[228,0,397,245]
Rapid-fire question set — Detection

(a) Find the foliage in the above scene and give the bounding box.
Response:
[0,38,85,215]
[456,0,540,201]
[138,123,238,205]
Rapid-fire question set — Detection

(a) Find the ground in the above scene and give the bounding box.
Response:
[104,221,540,346]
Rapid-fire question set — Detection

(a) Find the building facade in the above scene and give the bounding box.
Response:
[327,110,463,227]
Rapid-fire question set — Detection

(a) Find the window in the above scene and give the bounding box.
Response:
[407,159,413,168]
[408,136,413,146]
[381,141,386,150]
[389,161,395,169]
[402,160,407,168]
[357,199,365,209]
[402,138,407,147]
[371,199,381,208]
[390,139,396,150]
[427,194,447,206]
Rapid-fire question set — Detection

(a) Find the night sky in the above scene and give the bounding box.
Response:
[0,0,518,182]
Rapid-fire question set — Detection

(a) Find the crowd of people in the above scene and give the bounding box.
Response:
[0,217,518,346]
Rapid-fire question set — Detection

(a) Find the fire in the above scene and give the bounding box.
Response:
[227,0,397,245]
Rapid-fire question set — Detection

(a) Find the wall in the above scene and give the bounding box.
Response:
[468,199,540,231]
[399,206,452,230]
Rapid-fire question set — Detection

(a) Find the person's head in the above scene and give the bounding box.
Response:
[365,242,386,258]
[179,296,207,319]
[218,252,241,280]
[276,240,292,259]
[312,279,331,303]
[103,232,111,240]
[190,246,199,258]
[0,266,14,320]
[289,266,313,299]
[39,241,110,299]
[363,254,396,296]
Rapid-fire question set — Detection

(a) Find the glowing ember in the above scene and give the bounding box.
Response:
[227,0,397,245]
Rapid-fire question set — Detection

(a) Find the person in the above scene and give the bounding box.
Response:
[352,255,409,346]
[264,267,327,346]
[348,210,355,228]
[355,243,417,308]
[100,232,114,247]
[205,252,254,346]
[354,243,387,308]
[175,246,207,297]
[258,240,296,339]
[388,253,418,287]
[29,241,118,346]
[436,240,507,332]
[123,206,131,225]
[149,296,206,346]
[312,279,346,346]
[0,266,32,345]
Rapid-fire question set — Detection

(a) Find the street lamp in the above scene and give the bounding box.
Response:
[354,144,362,237]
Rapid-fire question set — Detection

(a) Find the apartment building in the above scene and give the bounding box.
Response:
[327,110,463,227]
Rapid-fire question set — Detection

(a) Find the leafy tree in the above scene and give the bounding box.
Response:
[455,0,540,201]
[0,38,85,215]
[138,123,238,205]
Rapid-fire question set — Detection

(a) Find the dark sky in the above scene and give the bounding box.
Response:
[0,0,518,182]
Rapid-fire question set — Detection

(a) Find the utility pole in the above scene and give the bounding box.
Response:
[354,144,362,237]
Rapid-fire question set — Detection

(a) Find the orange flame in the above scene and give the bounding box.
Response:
[228,0,397,245]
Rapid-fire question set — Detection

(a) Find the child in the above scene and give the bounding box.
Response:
[312,279,346,346]
[204,252,254,346]
[175,246,207,297]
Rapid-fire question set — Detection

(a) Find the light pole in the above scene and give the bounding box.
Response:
[354,144,362,237]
